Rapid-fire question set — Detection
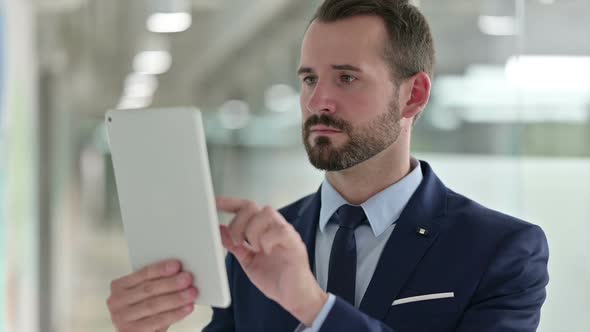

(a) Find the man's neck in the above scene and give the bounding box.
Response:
[325,146,412,205]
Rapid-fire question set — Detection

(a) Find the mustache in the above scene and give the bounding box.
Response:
[304,114,350,133]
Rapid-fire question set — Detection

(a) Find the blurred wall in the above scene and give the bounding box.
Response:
[1,0,39,331]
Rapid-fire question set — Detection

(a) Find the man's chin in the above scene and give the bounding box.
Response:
[308,158,335,171]
[309,136,346,149]
[306,147,344,171]
[311,129,350,147]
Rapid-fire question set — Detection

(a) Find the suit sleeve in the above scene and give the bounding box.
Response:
[456,224,550,332]
[202,254,236,332]
[318,296,396,332]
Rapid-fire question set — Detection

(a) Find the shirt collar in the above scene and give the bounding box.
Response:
[319,158,423,237]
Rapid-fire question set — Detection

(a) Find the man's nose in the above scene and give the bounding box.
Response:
[305,82,337,115]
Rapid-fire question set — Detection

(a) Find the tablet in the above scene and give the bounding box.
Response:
[105,107,231,308]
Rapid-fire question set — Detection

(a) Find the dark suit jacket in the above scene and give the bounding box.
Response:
[203,161,549,332]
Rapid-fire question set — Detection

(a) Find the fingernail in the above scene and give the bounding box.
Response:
[178,274,190,285]
[183,289,195,299]
[184,304,194,313]
[166,262,177,273]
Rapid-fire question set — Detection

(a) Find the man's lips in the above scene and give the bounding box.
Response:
[310,125,342,133]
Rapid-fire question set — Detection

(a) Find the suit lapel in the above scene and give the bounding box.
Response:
[293,188,321,271]
[359,161,448,319]
[359,217,441,319]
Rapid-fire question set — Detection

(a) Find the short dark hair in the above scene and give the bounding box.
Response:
[311,0,435,81]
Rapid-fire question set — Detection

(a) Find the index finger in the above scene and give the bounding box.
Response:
[111,260,181,291]
[216,196,252,214]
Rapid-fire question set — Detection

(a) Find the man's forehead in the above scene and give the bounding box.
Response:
[299,17,388,71]
[303,15,388,45]
[307,15,387,34]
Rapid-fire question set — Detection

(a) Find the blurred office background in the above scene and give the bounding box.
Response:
[1,0,589,331]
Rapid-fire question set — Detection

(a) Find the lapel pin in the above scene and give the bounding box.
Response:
[417,227,429,236]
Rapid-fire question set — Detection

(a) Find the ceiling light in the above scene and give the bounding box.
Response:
[433,65,590,124]
[478,15,518,36]
[147,12,192,33]
[264,84,298,113]
[133,50,172,75]
[218,100,251,130]
[124,73,158,98]
[116,95,153,110]
[505,56,590,91]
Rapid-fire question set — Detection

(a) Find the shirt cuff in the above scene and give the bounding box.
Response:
[293,293,336,332]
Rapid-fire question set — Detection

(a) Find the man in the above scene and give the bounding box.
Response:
[107,0,549,331]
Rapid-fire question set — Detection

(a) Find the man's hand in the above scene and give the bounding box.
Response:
[217,197,328,326]
[107,260,198,332]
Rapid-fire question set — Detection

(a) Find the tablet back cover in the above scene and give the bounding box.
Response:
[106,107,230,308]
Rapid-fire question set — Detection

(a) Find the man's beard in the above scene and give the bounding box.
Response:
[302,97,402,171]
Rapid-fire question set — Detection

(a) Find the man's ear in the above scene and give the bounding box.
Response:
[401,71,431,120]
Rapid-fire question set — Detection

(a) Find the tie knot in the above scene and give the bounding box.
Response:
[335,204,367,229]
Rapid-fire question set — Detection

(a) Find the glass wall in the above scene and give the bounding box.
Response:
[2,0,589,331]
[0,2,6,329]
[2,0,40,332]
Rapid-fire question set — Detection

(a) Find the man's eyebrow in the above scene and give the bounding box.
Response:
[297,67,314,75]
[297,64,363,75]
[331,64,362,72]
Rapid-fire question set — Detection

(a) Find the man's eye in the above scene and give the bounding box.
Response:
[341,75,357,83]
[303,76,317,85]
